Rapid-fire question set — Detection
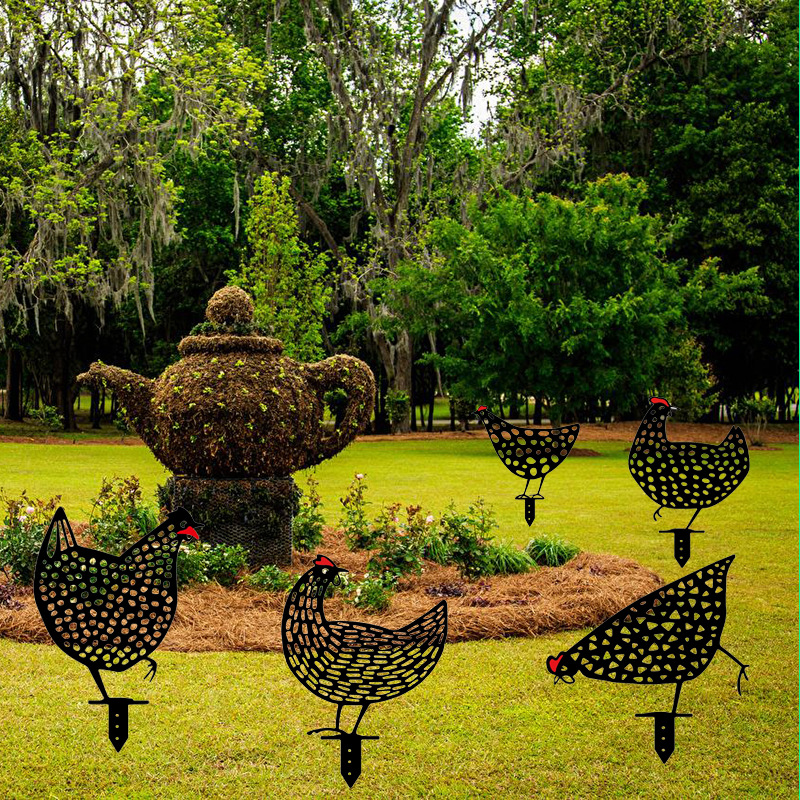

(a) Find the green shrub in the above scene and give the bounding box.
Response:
[386,389,410,430]
[177,543,210,587]
[29,405,63,431]
[486,542,534,575]
[440,498,497,580]
[343,572,396,612]
[339,473,375,550]
[88,476,158,554]
[525,534,581,567]
[293,474,325,552]
[368,504,428,578]
[730,394,777,446]
[421,519,451,565]
[247,564,296,592]
[175,542,249,587]
[205,543,249,586]
[0,491,61,585]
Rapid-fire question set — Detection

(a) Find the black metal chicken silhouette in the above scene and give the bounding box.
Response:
[475,406,580,524]
[35,506,202,750]
[547,555,748,762]
[282,555,447,786]
[629,397,750,565]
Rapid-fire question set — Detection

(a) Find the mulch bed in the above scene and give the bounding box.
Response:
[0,529,662,653]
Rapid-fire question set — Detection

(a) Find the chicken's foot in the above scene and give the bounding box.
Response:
[143,657,157,683]
[718,645,750,695]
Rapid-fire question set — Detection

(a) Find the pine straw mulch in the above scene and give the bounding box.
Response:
[0,528,662,653]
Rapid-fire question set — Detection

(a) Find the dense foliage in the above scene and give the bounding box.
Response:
[1,0,794,428]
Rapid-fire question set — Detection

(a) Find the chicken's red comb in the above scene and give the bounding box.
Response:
[314,555,336,568]
[650,397,669,407]
[478,406,487,411]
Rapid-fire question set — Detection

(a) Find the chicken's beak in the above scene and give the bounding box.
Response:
[669,405,678,416]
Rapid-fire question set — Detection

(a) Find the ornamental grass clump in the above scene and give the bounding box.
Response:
[525,534,581,567]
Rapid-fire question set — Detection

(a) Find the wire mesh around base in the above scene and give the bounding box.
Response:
[159,476,300,567]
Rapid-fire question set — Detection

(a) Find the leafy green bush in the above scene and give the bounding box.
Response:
[293,474,325,552]
[343,572,396,612]
[385,389,410,430]
[176,542,249,587]
[368,504,429,578]
[205,543,249,586]
[440,499,497,580]
[177,543,210,587]
[88,476,158,554]
[525,534,581,567]
[247,564,296,592]
[339,473,375,550]
[731,395,777,446]
[0,491,61,585]
[29,405,63,431]
[486,542,535,575]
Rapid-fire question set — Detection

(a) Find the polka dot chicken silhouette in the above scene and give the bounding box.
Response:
[35,506,202,750]
[474,406,580,524]
[282,555,447,787]
[629,397,750,565]
[547,555,749,762]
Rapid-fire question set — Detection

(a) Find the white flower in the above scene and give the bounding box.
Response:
[25,506,35,514]
[425,515,434,524]
[355,473,364,480]
[18,515,26,523]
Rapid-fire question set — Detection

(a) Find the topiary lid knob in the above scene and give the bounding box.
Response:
[206,286,254,327]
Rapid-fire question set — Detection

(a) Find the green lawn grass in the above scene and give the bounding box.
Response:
[0,438,796,798]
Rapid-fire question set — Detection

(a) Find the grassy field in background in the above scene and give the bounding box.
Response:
[0,437,796,798]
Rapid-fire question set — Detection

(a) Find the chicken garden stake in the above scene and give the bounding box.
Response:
[474,407,580,525]
[35,507,202,751]
[547,555,749,762]
[629,397,750,566]
[282,555,447,787]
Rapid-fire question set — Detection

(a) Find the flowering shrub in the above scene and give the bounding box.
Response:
[0,491,61,585]
[368,504,431,578]
[439,499,498,580]
[176,541,249,587]
[293,474,325,552]
[343,572,396,612]
[339,473,375,550]
[88,476,158,554]
[247,564,297,592]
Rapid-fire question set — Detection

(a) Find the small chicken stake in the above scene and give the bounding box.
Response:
[35,507,202,750]
[547,555,749,763]
[629,397,750,566]
[474,407,580,525]
[282,555,447,787]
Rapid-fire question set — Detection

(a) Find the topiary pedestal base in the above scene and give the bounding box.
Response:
[160,476,300,568]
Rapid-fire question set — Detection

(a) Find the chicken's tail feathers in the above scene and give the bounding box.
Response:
[38,507,78,560]
[400,599,448,642]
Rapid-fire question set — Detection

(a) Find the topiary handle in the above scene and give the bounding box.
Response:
[306,355,375,463]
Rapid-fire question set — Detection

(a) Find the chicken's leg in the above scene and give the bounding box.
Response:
[718,645,750,695]
[515,479,531,500]
[89,667,110,701]
[351,703,369,736]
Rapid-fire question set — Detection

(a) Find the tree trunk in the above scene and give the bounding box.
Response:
[533,396,543,426]
[4,348,23,421]
[55,321,78,430]
[91,386,101,428]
